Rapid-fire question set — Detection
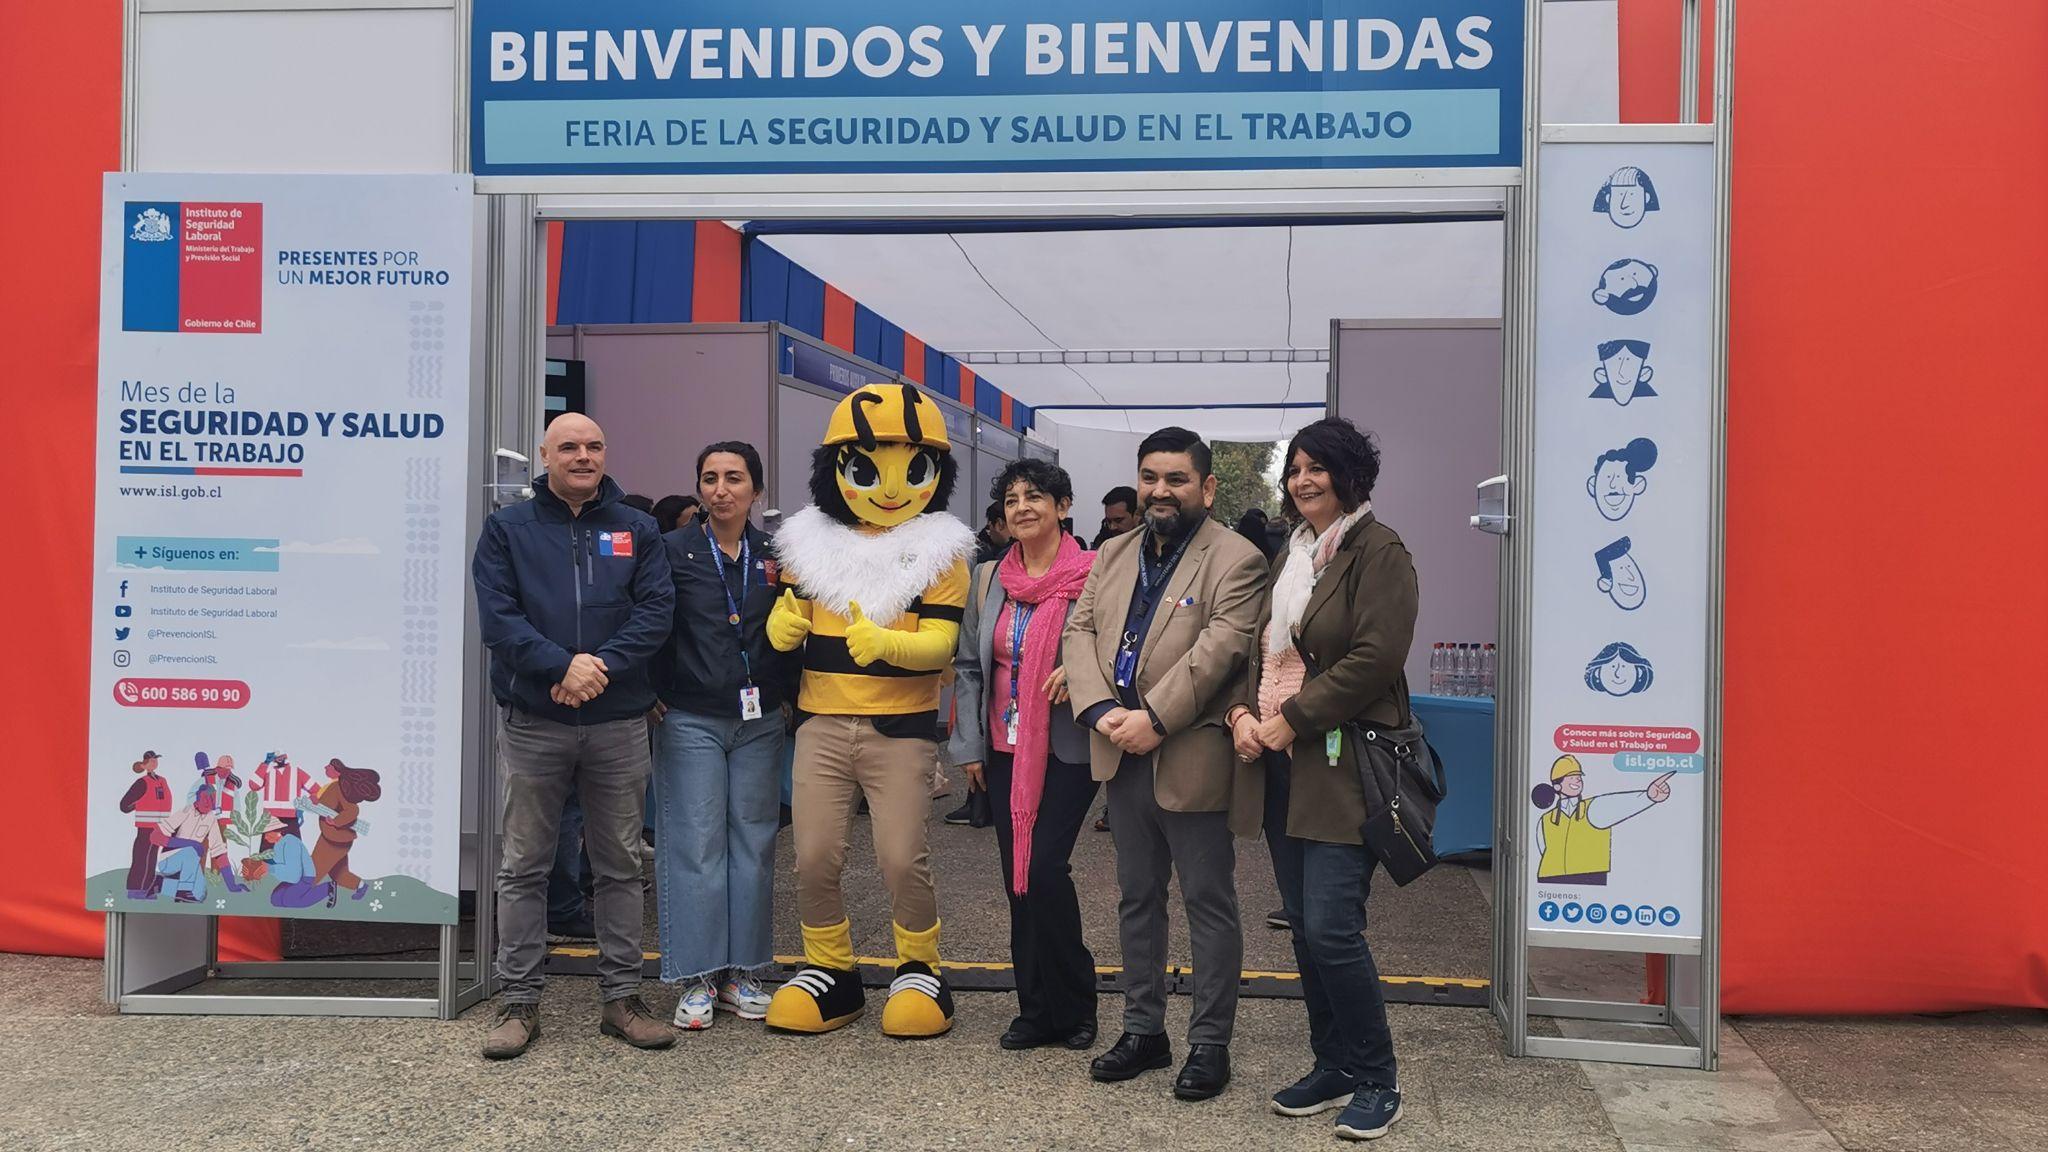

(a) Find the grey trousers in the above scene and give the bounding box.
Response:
[1105,757,1242,1046]
[495,708,652,1004]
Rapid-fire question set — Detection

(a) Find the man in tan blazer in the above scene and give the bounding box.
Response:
[1063,427,1268,1102]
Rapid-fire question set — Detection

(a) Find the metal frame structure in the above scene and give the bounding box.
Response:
[106,1,1733,1063]
[1491,0,1733,1070]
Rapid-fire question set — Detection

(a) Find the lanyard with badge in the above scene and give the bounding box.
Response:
[1002,601,1036,744]
[1115,530,1193,689]
[705,524,763,720]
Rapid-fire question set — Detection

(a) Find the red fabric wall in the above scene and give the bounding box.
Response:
[1621,0,2048,1012]
[0,7,277,961]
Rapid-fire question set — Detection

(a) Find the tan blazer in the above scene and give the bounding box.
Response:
[1062,515,1269,822]
[1235,513,1419,845]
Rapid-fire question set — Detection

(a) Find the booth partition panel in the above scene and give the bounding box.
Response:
[571,325,774,503]
[1330,320,1504,691]
[774,384,839,522]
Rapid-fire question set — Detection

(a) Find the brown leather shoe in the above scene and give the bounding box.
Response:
[599,994,676,1049]
[482,1002,539,1060]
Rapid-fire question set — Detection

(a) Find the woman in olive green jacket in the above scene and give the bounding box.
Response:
[1225,417,1418,1142]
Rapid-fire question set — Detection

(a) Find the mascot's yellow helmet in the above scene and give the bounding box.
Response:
[821,384,953,529]
[1550,755,1585,782]
[824,383,951,452]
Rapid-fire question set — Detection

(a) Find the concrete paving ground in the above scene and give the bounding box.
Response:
[16,801,2045,1151]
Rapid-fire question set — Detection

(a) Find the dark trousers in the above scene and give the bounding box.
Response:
[546,793,590,925]
[1263,751,1397,1088]
[986,751,1100,1034]
[125,827,160,894]
[1107,757,1241,1045]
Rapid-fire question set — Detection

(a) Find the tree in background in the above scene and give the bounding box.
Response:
[1210,440,1279,528]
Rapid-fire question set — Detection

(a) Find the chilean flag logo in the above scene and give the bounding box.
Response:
[598,531,633,558]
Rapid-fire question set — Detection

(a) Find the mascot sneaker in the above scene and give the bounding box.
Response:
[880,960,955,1039]
[764,966,866,1034]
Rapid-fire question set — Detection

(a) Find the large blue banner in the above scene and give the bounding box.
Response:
[471,1,1524,176]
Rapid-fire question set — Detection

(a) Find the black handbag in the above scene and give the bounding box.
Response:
[1296,643,1448,886]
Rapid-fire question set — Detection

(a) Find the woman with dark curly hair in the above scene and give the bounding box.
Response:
[1227,417,1418,1141]
[944,456,1102,1051]
[307,758,382,903]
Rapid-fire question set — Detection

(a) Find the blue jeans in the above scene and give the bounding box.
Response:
[1264,752,1397,1088]
[653,709,786,982]
[156,846,206,900]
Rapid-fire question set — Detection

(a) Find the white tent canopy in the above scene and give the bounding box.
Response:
[765,218,1505,439]
[751,2,1616,442]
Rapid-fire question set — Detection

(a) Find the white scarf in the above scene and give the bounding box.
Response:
[1265,504,1371,652]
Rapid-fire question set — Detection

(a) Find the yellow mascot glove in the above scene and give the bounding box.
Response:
[844,600,959,671]
[843,601,892,667]
[766,587,812,653]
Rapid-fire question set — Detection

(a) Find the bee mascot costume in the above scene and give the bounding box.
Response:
[764,383,976,1037]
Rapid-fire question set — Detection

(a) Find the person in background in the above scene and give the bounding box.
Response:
[471,412,676,1060]
[1091,486,1140,549]
[621,493,655,516]
[974,499,1013,565]
[652,441,789,1031]
[1228,417,1417,1142]
[653,493,700,535]
[1064,427,1267,1103]
[946,458,1100,1052]
[1234,508,1280,564]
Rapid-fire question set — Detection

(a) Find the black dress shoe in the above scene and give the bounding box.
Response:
[1173,1043,1231,1101]
[999,1020,1058,1050]
[1089,1031,1172,1082]
[1062,1018,1099,1051]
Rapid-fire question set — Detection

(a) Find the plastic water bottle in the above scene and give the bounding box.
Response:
[1452,643,1470,696]
[1429,642,1446,693]
[1481,643,1497,697]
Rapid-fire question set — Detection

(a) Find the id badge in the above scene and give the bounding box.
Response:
[1113,644,1139,689]
[1004,705,1020,746]
[739,685,763,721]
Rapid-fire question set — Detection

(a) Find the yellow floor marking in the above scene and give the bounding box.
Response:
[543,946,1488,989]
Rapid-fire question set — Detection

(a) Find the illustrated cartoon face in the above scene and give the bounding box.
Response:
[1588,459,1648,521]
[1594,341,1655,406]
[1600,551,1647,610]
[1556,772,1586,798]
[837,442,942,528]
[1583,642,1655,696]
[1592,259,1659,316]
[1595,167,1658,228]
[1594,653,1641,695]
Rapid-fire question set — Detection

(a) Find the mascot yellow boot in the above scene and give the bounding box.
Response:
[763,383,974,1039]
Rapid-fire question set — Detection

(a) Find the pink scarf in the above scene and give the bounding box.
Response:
[996,533,1094,895]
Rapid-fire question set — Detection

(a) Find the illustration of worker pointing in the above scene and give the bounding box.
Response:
[1532,755,1674,886]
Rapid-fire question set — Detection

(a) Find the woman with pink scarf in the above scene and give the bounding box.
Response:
[944,457,1100,1052]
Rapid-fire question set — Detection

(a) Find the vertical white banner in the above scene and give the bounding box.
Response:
[1526,137,1713,950]
[87,174,474,925]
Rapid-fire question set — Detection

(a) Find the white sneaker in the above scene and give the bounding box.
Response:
[718,972,773,1020]
[672,977,716,1030]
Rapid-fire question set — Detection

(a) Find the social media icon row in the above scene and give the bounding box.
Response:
[1538,901,1681,928]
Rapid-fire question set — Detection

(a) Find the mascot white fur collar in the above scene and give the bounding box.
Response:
[774,505,975,626]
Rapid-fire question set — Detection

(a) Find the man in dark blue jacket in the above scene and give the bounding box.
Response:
[471,413,676,1059]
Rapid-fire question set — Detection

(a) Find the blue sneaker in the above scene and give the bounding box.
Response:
[1334,1086,1403,1141]
[1270,1067,1357,1117]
